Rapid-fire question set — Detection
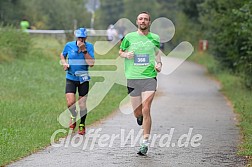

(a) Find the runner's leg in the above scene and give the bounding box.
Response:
[141,91,155,140]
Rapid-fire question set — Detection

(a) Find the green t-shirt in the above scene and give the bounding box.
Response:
[20,20,30,30]
[120,32,160,79]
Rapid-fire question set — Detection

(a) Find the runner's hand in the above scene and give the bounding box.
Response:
[126,51,134,59]
[77,41,86,52]
[63,63,69,71]
[155,62,162,72]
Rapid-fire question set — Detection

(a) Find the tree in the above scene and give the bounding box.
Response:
[0,0,26,27]
[34,0,91,30]
[199,0,252,87]
[95,0,124,29]
[0,0,92,30]
[178,0,205,23]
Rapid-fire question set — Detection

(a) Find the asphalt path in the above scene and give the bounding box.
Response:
[8,59,247,167]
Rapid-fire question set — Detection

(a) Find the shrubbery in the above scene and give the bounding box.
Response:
[199,0,252,88]
[178,0,252,89]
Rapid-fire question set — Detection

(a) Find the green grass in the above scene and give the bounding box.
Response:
[0,26,31,62]
[218,73,252,155]
[190,52,252,164]
[0,36,127,166]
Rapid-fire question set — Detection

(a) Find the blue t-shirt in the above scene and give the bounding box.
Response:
[62,41,95,81]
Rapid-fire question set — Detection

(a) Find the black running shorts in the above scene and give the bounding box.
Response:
[65,79,89,96]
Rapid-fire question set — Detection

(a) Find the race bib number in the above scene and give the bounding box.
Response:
[79,75,90,84]
[75,71,90,84]
[134,54,149,66]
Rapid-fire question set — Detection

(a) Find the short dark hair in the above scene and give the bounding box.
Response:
[137,11,151,21]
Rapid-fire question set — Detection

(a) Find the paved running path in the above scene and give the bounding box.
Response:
[9,59,247,167]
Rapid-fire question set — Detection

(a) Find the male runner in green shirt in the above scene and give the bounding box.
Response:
[119,11,162,155]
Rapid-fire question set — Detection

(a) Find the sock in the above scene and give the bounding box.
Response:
[80,109,87,125]
[69,106,77,118]
[142,139,150,146]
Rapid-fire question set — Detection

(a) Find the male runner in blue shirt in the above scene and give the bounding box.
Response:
[60,28,95,135]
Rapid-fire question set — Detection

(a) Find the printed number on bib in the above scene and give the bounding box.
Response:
[75,71,90,84]
[134,54,149,66]
[79,75,89,83]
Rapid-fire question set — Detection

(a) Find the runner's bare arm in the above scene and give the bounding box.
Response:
[83,52,95,67]
[155,49,162,72]
[60,53,69,71]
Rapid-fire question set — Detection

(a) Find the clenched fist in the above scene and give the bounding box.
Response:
[77,41,86,52]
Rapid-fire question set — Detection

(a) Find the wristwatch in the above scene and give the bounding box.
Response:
[157,62,162,65]
[83,50,88,54]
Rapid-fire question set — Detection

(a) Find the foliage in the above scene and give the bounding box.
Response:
[177,0,205,23]
[95,0,125,29]
[232,1,252,88]
[33,0,91,30]
[0,0,91,30]
[0,26,31,61]
[0,0,26,27]
[199,0,252,88]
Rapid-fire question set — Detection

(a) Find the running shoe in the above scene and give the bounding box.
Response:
[137,143,148,156]
[69,116,76,130]
[78,124,86,135]
[137,115,143,126]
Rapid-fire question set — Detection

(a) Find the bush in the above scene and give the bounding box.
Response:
[199,0,252,89]
[0,26,31,61]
